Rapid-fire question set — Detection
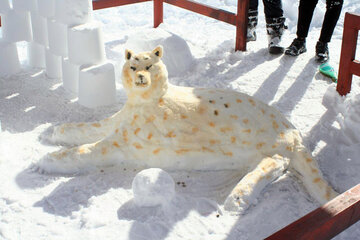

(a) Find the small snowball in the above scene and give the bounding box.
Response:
[132,168,175,207]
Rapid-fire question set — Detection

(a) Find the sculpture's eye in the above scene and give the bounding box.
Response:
[130,66,136,71]
[146,65,152,70]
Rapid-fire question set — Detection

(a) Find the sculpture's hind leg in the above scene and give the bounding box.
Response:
[224,154,290,213]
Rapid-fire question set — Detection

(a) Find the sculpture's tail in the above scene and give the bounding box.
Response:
[291,132,338,204]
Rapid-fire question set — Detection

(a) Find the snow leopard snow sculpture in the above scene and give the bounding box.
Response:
[44,46,338,212]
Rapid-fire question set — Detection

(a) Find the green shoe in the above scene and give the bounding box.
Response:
[319,62,337,82]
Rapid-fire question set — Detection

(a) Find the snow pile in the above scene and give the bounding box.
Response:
[132,168,175,207]
[124,28,195,77]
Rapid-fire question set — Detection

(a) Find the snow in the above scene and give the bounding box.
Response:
[62,58,80,93]
[30,13,48,47]
[45,49,62,79]
[0,0,360,239]
[0,40,20,76]
[47,18,68,57]
[27,41,46,68]
[132,168,175,207]
[54,0,93,27]
[1,9,32,42]
[67,21,106,65]
[78,61,116,108]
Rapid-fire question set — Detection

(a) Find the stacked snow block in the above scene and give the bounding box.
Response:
[0,0,33,76]
[0,0,116,108]
[54,0,116,108]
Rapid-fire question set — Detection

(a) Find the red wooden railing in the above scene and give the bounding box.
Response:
[266,183,360,239]
[93,0,249,51]
[337,12,360,96]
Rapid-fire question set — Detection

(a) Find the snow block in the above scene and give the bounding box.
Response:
[27,42,46,68]
[67,21,105,65]
[47,19,68,57]
[45,49,62,79]
[0,0,11,14]
[30,13,49,47]
[124,28,194,77]
[0,40,21,76]
[132,168,175,207]
[37,0,55,18]
[13,0,37,12]
[55,0,93,26]
[78,62,116,108]
[2,10,32,42]
[62,58,79,93]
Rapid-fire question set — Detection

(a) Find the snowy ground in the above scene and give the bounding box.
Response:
[1,1,360,239]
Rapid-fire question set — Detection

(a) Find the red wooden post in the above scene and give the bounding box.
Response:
[336,12,360,96]
[265,183,360,240]
[154,0,163,28]
[235,0,248,51]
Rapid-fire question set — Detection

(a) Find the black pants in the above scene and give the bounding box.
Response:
[249,0,283,21]
[297,0,343,43]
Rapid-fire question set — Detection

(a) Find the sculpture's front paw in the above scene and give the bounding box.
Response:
[224,194,249,214]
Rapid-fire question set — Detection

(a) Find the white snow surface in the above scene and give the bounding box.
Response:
[1,1,360,239]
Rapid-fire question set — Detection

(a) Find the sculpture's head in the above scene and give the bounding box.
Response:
[122,46,168,103]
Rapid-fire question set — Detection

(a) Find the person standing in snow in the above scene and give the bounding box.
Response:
[285,0,344,63]
[247,0,287,54]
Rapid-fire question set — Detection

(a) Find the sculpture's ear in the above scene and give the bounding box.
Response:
[125,49,134,61]
[151,46,163,59]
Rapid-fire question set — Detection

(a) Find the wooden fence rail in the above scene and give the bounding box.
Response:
[266,183,360,240]
[336,12,360,96]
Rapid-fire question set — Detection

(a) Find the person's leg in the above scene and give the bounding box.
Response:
[247,0,259,42]
[285,0,318,56]
[262,0,283,19]
[262,0,286,54]
[296,0,319,40]
[319,0,343,43]
[315,0,343,62]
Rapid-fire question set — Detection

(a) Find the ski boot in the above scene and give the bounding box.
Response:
[247,9,258,42]
[266,17,286,54]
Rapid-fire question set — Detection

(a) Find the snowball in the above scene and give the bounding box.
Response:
[67,21,106,65]
[37,0,55,18]
[132,168,175,207]
[30,13,49,47]
[45,49,62,79]
[2,9,32,42]
[0,0,11,14]
[47,18,68,57]
[12,0,37,12]
[55,0,93,26]
[27,41,46,68]
[78,61,116,108]
[0,40,21,76]
[62,58,80,93]
[124,28,194,77]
